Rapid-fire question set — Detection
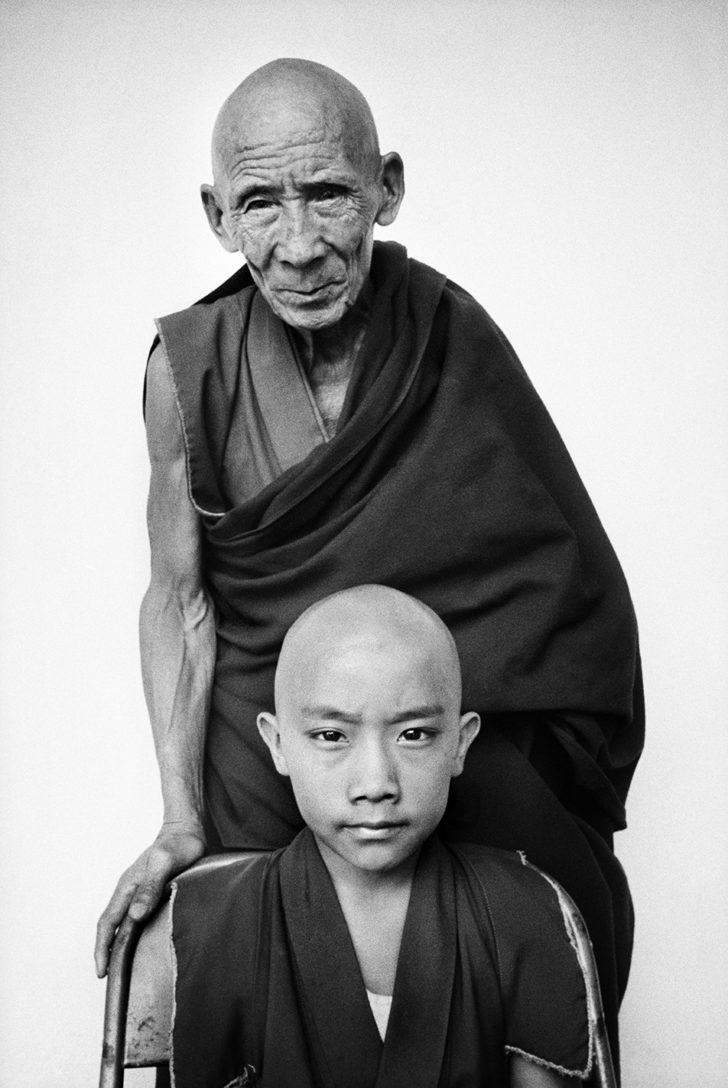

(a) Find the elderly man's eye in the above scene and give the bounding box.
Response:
[244,198,275,212]
[313,186,345,201]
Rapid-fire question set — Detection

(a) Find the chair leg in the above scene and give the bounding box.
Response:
[99,916,143,1088]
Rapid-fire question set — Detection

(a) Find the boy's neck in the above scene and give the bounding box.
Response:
[315,838,420,900]
[314,840,419,996]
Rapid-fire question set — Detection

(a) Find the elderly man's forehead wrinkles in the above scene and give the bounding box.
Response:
[222,118,329,156]
[213,82,379,187]
[229,137,341,171]
[221,116,344,159]
[223,141,365,196]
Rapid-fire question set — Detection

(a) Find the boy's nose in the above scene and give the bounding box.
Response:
[349,739,400,803]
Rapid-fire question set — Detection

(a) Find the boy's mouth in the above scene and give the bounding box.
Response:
[343,821,407,839]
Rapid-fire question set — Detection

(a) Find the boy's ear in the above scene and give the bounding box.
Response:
[451,711,480,778]
[256,712,290,777]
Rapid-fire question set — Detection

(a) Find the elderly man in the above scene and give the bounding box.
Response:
[96,58,643,1065]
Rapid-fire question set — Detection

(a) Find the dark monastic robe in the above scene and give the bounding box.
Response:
[171,831,593,1088]
[152,242,644,1066]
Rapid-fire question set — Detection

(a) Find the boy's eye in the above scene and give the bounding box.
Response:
[313,729,347,744]
[398,727,434,743]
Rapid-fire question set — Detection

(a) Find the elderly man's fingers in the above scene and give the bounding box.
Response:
[94,831,206,979]
[127,877,166,920]
[93,859,165,977]
[94,878,163,978]
[95,878,139,977]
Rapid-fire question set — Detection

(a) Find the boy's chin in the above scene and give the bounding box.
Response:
[313,825,429,880]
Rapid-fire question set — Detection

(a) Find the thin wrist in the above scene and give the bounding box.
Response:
[159,775,205,828]
[159,812,206,836]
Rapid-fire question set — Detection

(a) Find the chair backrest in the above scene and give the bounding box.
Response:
[99,854,617,1087]
[99,852,258,1088]
[537,869,618,1088]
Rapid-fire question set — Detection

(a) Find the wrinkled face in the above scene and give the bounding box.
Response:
[207,110,394,331]
[258,634,478,881]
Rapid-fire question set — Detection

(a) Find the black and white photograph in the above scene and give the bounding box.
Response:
[1,2,726,1085]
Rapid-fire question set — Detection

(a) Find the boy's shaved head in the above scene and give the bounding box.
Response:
[275,584,463,717]
[259,584,480,882]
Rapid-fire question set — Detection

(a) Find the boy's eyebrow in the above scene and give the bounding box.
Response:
[299,704,446,724]
[300,706,362,724]
[388,705,445,723]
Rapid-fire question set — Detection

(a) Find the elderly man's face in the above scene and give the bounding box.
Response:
[203,112,402,332]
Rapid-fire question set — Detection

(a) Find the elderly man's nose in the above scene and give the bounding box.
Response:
[276,206,326,266]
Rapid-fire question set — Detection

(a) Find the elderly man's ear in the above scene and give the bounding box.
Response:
[375,152,405,227]
[200,186,239,253]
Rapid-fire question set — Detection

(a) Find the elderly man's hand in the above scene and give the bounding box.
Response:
[94,823,206,978]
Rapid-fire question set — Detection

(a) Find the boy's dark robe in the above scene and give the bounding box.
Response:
[153,242,644,1061]
[171,831,593,1088]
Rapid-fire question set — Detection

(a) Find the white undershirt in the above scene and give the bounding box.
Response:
[366,989,393,1040]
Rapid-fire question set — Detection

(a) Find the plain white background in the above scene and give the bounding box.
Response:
[1,1,726,1084]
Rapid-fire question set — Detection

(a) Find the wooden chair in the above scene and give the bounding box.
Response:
[99,856,617,1087]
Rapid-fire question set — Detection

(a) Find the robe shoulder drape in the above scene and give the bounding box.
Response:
[171,831,593,1088]
[152,242,643,1068]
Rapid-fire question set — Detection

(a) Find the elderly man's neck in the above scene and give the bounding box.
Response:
[291,280,373,439]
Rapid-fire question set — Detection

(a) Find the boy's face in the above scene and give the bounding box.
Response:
[258,630,479,883]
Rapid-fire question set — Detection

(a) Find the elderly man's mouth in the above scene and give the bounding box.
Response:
[278,281,343,298]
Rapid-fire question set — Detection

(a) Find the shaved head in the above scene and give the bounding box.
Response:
[258,585,479,880]
[212,58,381,186]
[275,585,463,717]
[201,59,404,333]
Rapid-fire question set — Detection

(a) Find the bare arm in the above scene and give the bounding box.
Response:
[95,344,216,977]
[510,1055,568,1088]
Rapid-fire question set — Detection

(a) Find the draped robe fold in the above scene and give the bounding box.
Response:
[170,831,593,1088]
[152,242,644,1065]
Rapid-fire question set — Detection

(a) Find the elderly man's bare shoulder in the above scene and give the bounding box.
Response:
[143,340,203,573]
[145,341,186,464]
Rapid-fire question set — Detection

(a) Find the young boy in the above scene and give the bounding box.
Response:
[170,585,595,1087]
